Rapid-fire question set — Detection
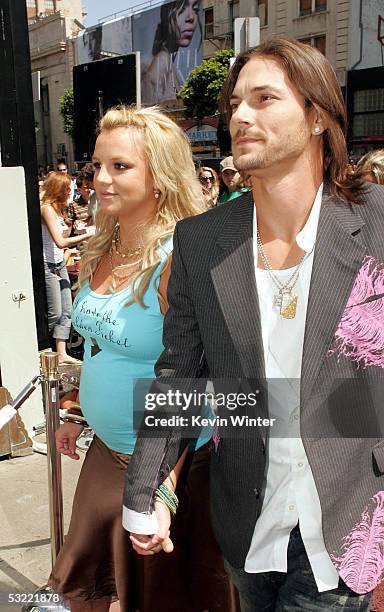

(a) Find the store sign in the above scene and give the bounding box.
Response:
[186,124,218,142]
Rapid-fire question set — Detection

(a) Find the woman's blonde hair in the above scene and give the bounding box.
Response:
[197,166,220,206]
[79,105,205,307]
[41,172,71,216]
[356,149,384,185]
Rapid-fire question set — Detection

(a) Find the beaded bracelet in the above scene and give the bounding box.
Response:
[158,489,178,513]
[155,487,178,514]
[158,483,178,506]
[154,482,179,516]
[155,490,177,516]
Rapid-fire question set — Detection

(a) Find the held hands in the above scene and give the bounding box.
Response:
[55,422,84,460]
[130,466,183,556]
[130,497,174,556]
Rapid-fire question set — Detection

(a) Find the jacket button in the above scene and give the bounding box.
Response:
[254,488,260,499]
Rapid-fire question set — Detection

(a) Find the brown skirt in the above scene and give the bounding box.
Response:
[48,436,240,612]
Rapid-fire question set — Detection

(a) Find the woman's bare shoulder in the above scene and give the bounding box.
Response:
[147,50,170,72]
[41,203,55,216]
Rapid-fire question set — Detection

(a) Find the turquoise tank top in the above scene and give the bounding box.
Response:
[72,237,211,453]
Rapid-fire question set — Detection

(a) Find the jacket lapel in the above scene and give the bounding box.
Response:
[210,193,265,380]
[301,190,367,404]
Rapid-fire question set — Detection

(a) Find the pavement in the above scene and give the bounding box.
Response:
[0,450,84,612]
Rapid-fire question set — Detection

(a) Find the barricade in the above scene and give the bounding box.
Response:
[0,352,71,611]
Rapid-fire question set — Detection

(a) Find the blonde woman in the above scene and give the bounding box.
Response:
[48,106,239,612]
[40,172,90,363]
[197,165,220,207]
[357,148,384,185]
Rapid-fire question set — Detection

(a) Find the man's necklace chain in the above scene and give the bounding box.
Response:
[256,231,314,319]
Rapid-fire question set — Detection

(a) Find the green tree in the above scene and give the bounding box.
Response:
[59,88,74,139]
[178,49,233,119]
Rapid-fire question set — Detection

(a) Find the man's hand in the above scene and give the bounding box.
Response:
[130,499,173,555]
[55,422,84,460]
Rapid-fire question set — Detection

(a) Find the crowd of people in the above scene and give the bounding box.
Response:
[39,145,383,363]
[39,162,100,363]
[39,152,254,366]
[36,36,384,612]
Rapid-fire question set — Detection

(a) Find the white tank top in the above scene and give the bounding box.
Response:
[41,205,69,264]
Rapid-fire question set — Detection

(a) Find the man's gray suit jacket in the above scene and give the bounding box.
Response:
[124,183,384,595]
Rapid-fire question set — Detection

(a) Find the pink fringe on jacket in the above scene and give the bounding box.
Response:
[328,256,384,369]
[332,492,384,594]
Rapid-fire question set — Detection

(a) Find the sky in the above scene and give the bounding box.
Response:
[83,0,136,26]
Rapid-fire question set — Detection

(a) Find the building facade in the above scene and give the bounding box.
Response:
[203,0,384,154]
[27,0,384,165]
[28,0,85,169]
[201,0,347,156]
[346,0,384,156]
[204,0,349,83]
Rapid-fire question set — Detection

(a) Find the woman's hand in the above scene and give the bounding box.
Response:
[130,498,173,556]
[129,456,187,556]
[55,422,84,460]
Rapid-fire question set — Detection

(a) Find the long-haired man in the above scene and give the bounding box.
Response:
[124,38,384,611]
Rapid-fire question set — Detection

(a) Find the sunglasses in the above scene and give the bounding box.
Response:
[199,176,213,183]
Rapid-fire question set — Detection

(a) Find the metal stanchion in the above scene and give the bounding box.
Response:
[0,353,69,610]
[39,352,64,566]
[22,352,68,612]
[0,355,65,564]
[21,351,69,611]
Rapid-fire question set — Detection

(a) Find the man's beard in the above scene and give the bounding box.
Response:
[234,148,269,171]
[233,122,310,172]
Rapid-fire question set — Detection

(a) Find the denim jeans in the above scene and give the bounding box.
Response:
[225,526,372,611]
[44,260,72,341]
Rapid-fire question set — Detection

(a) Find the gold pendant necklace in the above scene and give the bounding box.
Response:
[257,231,313,320]
[275,289,298,319]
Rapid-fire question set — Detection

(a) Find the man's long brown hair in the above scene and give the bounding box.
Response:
[220,37,365,202]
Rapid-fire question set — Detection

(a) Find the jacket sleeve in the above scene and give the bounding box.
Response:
[123,222,207,517]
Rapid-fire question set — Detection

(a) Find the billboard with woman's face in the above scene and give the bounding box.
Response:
[132,0,203,105]
[76,0,203,106]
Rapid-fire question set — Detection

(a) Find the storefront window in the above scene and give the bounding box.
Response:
[354,88,384,113]
[353,88,384,137]
[353,113,384,137]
